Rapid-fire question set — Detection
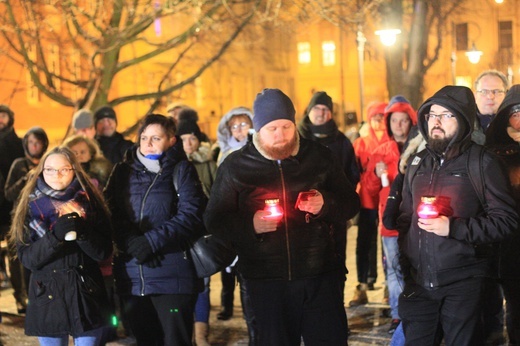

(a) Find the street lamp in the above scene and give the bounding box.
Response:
[356,25,366,123]
[375,29,402,47]
[465,42,483,64]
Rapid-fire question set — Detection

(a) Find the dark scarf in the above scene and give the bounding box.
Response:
[28,177,89,239]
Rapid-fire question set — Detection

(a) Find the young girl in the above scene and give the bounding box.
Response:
[9,146,112,346]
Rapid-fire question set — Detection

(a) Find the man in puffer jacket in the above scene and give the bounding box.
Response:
[205,88,360,345]
[397,85,518,346]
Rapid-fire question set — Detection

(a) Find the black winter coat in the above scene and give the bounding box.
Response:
[18,178,112,337]
[105,141,206,296]
[397,86,518,289]
[204,135,360,281]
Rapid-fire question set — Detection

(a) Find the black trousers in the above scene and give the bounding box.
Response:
[356,208,378,284]
[124,293,197,346]
[244,271,348,346]
[399,277,485,346]
[502,276,520,345]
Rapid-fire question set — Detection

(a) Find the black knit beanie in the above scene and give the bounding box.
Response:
[177,119,202,141]
[307,91,333,114]
[253,89,295,132]
[94,106,117,125]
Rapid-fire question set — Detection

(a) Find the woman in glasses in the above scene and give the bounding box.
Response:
[216,107,254,165]
[9,146,112,346]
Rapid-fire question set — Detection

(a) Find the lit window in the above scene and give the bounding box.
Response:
[297,42,311,64]
[322,41,336,66]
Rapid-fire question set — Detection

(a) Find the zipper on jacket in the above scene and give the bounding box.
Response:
[138,169,162,296]
[277,160,292,281]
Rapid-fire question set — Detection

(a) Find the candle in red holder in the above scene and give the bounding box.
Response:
[263,199,283,219]
[417,196,439,219]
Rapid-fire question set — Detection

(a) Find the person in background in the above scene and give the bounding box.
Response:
[9,146,113,345]
[298,90,360,306]
[350,101,390,306]
[397,85,518,346]
[205,88,360,345]
[216,107,254,166]
[94,105,134,165]
[177,107,211,144]
[364,96,416,334]
[62,135,113,189]
[177,119,216,346]
[4,127,49,314]
[485,84,520,346]
[472,69,509,145]
[213,106,254,322]
[105,114,207,346]
[473,69,509,343]
[167,102,187,126]
[0,104,25,305]
[72,108,96,139]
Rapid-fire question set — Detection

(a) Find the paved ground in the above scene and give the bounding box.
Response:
[0,225,394,345]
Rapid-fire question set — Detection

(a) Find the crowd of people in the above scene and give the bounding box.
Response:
[0,68,519,346]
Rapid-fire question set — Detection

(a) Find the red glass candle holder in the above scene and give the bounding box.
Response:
[417,196,439,219]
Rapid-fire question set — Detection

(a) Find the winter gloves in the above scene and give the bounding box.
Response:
[53,212,85,241]
[127,235,161,268]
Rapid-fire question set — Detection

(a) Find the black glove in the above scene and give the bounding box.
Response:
[53,212,80,241]
[142,253,163,268]
[127,235,154,264]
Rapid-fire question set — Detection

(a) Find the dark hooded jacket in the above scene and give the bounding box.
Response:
[105,140,206,296]
[96,132,133,165]
[298,116,360,187]
[0,126,24,233]
[485,84,520,279]
[397,86,518,288]
[204,134,360,280]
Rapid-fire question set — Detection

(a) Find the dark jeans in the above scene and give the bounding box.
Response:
[124,293,198,346]
[399,277,484,346]
[356,208,378,284]
[220,268,236,312]
[244,271,348,346]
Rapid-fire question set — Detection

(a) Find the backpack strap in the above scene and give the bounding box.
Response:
[466,144,487,208]
[406,149,429,189]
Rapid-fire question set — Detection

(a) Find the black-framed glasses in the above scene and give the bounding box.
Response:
[476,89,506,97]
[230,122,250,131]
[425,113,455,122]
[43,167,75,175]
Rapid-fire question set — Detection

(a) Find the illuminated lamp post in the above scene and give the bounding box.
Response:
[465,42,483,64]
[375,29,402,47]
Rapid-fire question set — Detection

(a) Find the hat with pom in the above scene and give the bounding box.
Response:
[176,119,202,141]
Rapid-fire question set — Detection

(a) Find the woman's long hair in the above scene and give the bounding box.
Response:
[9,146,111,244]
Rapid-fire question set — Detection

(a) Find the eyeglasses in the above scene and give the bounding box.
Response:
[230,122,250,131]
[425,113,455,122]
[476,89,506,97]
[43,167,74,175]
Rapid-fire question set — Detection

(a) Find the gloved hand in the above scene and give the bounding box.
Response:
[127,235,154,264]
[141,253,163,268]
[53,212,80,241]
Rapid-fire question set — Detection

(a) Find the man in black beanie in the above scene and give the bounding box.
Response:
[94,105,133,164]
[205,88,360,345]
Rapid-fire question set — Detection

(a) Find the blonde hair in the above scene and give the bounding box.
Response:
[62,135,104,160]
[9,146,110,244]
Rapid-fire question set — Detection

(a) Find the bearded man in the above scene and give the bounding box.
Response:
[204,88,360,345]
[396,86,518,346]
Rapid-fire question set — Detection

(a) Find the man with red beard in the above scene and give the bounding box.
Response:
[205,88,360,345]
